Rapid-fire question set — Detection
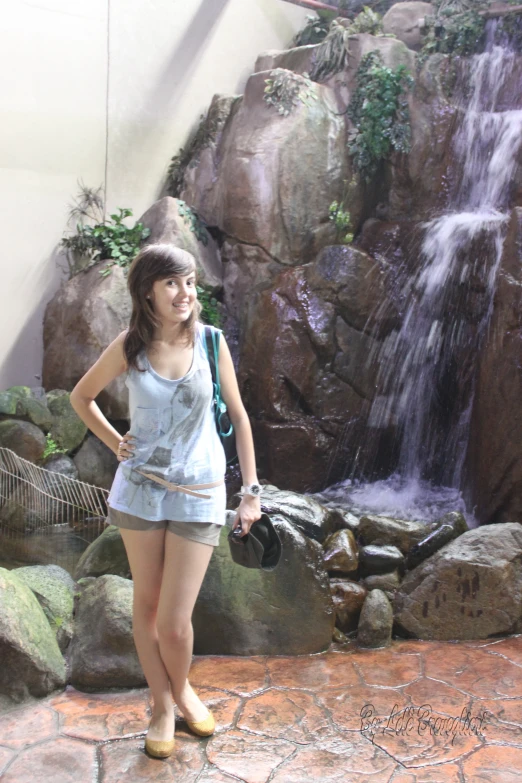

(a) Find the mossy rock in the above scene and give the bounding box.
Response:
[0,567,66,700]
[14,565,75,652]
[0,392,18,416]
[46,390,87,453]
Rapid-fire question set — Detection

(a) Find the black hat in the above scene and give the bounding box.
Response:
[227,512,282,570]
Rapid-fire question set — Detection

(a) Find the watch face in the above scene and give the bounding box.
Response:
[250,484,261,496]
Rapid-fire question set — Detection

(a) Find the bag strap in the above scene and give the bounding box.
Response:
[204,324,221,404]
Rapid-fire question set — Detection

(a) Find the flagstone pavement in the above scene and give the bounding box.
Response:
[1,635,521,783]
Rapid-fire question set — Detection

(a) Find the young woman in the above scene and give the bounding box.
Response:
[70,243,262,758]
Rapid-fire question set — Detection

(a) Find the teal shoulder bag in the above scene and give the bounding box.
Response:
[203,325,238,466]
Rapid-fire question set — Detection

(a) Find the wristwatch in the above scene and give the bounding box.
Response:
[241,483,263,497]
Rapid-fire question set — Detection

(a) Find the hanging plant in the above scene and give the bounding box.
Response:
[309,19,351,82]
[346,50,414,182]
[177,201,209,245]
[61,192,151,278]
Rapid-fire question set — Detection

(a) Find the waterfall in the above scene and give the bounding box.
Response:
[312,20,522,523]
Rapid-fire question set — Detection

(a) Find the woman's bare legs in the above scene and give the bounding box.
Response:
[118,527,175,742]
[156,531,214,722]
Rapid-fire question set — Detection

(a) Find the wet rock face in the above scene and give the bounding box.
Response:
[330,577,367,633]
[466,208,522,525]
[393,523,522,640]
[389,53,459,221]
[238,245,399,491]
[229,483,349,543]
[323,529,359,573]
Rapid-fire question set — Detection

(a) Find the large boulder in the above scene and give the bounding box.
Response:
[42,264,131,420]
[68,574,144,689]
[180,69,350,265]
[193,516,335,655]
[0,568,66,700]
[382,2,434,50]
[14,565,75,652]
[466,209,522,524]
[393,523,522,640]
[138,197,223,289]
[74,525,131,580]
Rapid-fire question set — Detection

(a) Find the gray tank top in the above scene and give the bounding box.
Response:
[107,321,227,520]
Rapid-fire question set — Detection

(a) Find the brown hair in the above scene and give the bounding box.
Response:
[123,243,202,372]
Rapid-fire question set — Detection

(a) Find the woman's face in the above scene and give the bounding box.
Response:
[148,270,197,324]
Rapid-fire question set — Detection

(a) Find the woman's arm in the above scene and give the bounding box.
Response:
[218,333,262,532]
[69,330,130,457]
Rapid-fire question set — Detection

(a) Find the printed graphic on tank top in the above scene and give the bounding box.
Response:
[107,322,227,524]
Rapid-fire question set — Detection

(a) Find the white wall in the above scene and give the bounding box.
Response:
[0,0,309,389]
[0,0,108,389]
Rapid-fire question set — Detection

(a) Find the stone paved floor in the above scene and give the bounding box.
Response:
[1,636,522,782]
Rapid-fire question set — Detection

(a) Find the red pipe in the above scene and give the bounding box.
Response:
[280,0,351,18]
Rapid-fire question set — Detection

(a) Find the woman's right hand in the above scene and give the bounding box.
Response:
[116,432,136,461]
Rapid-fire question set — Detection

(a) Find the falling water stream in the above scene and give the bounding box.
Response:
[311,21,522,525]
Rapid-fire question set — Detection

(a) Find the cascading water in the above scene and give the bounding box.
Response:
[312,20,522,524]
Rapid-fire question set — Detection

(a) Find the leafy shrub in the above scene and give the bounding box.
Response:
[61,205,150,278]
[329,201,354,243]
[43,435,67,460]
[177,201,209,245]
[197,284,222,327]
[419,9,486,60]
[294,14,332,47]
[350,6,383,36]
[346,51,414,181]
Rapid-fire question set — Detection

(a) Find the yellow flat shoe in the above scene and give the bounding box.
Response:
[185,709,215,737]
[145,737,175,758]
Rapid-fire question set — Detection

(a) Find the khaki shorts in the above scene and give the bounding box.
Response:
[107,507,223,547]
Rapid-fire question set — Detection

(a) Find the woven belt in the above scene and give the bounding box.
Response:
[134,469,224,499]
